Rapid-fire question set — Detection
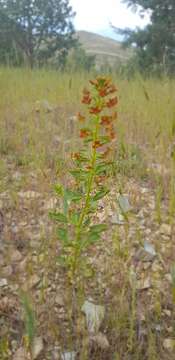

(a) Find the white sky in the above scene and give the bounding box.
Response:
[70,0,150,34]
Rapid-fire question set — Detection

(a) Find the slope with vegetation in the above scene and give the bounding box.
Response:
[77,30,133,68]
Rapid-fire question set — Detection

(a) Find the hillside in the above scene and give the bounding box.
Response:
[76,30,133,67]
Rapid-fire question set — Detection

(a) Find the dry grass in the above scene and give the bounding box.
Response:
[0,67,175,359]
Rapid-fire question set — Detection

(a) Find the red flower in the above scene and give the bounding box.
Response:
[92,140,103,148]
[90,78,117,99]
[106,97,118,108]
[82,95,91,105]
[80,129,91,138]
[100,116,112,126]
[89,79,98,87]
[89,106,102,114]
[107,84,117,95]
[99,84,117,97]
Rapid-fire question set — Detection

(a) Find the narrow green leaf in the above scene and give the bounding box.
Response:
[56,255,67,266]
[93,188,109,201]
[90,224,107,233]
[49,211,67,223]
[87,231,101,243]
[70,211,80,225]
[70,169,87,180]
[65,189,82,202]
[57,227,68,242]
[95,163,107,175]
[20,291,36,347]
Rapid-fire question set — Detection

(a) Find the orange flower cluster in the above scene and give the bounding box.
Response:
[106,96,118,108]
[78,76,118,159]
[80,128,91,138]
[89,77,117,98]
[100,116,112,126]
[89,106,102,114]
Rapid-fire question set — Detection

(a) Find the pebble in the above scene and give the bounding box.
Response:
[0,278,8,287]
[28,274,41,289]
[159,224,171,236]
[55,294,64,306]
[2,265,13,277]
[163,338,175,352]
[18,191,41,199]
[136,277,151,290]
[32,337,44,359]
[11,250,22,263]
[13,347,29,360]
[90,332,109,350]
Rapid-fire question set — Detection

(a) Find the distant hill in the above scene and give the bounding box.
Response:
[76,30,133,68]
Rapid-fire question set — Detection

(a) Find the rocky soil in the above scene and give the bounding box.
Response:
[0,161,175,359]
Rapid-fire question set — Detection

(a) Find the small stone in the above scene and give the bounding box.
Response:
[143,262,152,270]
[167,326,173,333]
[44,198,57,210]
[60,351,76,360]
[90,333,109,350]
[13,347,28,360]
[81,300,105,334]
[32,337,44,359]
[144,241,156,257]
[11,250,22,263]
[163,338,175,352]
[141,187,149,193]
[29,274,40,289]
[55,294,64,306]
[165,273,172,283]
[2,265,13,277]
[22,274,40,290]
[160,224,171,236]
[13,172,22,181]
[163,310,171,317]
[18,191,40,199]
[17,257,28,272]
[136,277,151,290]
[111,213,125,225]
[0,278,8,287]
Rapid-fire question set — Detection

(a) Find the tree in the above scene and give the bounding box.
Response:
[0,0,76,67]
[65,46,96,72]
[117,0,175,75]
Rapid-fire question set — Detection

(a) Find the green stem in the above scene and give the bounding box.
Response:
[72,120,99,277]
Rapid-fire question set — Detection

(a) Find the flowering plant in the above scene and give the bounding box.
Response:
[51,77,118,281]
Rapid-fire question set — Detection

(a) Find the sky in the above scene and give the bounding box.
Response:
[70,0,150,39]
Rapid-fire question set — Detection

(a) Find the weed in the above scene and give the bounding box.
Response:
[20,291,36,355]
[51,77,118,285]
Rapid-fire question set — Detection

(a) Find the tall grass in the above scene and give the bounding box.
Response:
[1,67,175,359]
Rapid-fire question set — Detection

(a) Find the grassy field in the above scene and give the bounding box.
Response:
[0,67,175,359]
